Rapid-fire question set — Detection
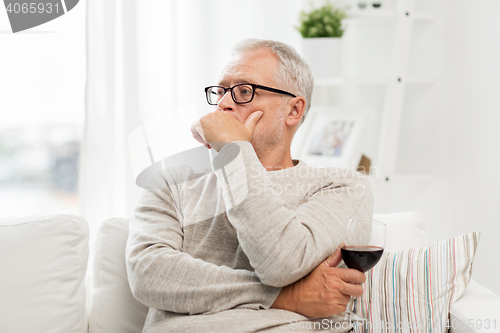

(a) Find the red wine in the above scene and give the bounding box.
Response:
[341,246,384,272]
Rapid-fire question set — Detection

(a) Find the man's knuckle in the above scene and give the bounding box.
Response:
[328,279,342,291]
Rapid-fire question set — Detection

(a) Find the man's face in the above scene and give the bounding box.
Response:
[217,48,289,150]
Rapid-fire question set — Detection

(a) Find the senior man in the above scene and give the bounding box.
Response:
[126,38,373,333]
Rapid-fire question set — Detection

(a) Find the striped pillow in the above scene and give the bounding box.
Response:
[354,232,480,333]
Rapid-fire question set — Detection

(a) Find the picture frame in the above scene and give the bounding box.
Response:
[299,107,367,168]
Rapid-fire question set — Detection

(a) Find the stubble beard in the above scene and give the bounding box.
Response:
[251,102,289,159]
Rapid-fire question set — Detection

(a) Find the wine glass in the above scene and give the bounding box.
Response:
[340,218,386,325]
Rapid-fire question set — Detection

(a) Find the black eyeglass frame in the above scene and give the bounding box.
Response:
[204,83,296,106]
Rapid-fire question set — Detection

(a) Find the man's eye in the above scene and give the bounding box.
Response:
[216,90,224,96]
[240,88,252,95]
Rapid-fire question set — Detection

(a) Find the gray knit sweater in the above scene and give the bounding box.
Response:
[126,141,373,333]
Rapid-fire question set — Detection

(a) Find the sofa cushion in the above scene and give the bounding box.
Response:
[449,279,500,333]
[0,214,89,333]
[374,212,426,251]
[88,217,148,333]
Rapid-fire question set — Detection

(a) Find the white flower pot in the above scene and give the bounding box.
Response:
[301,37,342,79]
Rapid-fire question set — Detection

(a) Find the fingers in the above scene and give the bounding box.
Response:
[190,121,211,149]
[320,293,351,317]
[243,110,263,132]
[324,253,366,299]
[338,280,365,298]
[338,268,366,285]
[324,246,343,267]
[330,269,365,298]
[336,267,366,298]
[192,109,261,150]
[288,260,365,318]
[337,294,352,307]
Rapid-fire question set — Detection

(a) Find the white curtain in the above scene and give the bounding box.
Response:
[80,0,214,236]
[80,0,140,237]
[80,0,302,236]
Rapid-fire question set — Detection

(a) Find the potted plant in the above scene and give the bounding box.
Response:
[297,2,347,78]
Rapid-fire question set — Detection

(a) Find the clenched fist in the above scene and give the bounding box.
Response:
[191,109,263,152]
[271,245,366,318]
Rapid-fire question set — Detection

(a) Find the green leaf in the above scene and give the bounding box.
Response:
[296,1,347,38]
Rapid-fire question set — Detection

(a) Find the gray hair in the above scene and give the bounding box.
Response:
[232,38,314,125]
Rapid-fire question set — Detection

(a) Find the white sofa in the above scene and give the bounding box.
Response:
[0,212,498,333]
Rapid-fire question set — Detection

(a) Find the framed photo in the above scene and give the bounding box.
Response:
[300,107,367,167]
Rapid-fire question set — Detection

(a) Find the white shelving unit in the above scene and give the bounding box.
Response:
[315,76,435,86]
[344,9,434,21]
[297,0,437,212]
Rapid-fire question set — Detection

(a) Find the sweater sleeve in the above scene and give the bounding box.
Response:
[125,187,281,315]
[212,142,374,288]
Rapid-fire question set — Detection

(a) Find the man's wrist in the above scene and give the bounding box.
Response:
[270,284,297,313]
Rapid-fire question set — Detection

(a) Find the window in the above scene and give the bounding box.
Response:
[0,6,85,216]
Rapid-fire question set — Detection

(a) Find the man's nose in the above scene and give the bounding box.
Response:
[217,91,235,111]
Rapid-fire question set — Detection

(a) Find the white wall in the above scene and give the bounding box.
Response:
[443,0,500,295]
[390,0,500,295]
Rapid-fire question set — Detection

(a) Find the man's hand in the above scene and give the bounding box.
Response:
[270,246,366,318]
[191,109,263,151]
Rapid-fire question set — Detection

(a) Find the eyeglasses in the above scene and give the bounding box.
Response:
[204,83,296,106]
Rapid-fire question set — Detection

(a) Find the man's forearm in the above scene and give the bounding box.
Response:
[126,243,281,314]
[126,189,281,315]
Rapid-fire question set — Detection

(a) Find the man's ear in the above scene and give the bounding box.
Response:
[285,97,306,127]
